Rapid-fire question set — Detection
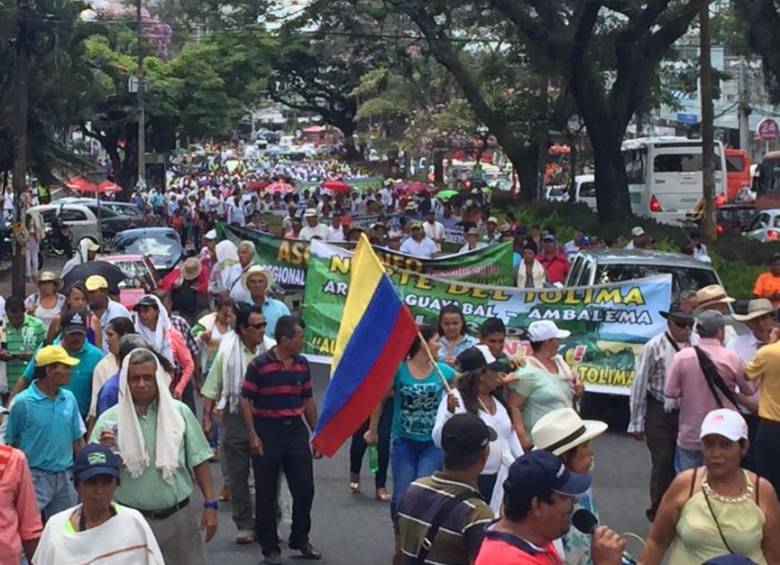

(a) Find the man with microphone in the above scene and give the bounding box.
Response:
[475,451,626,564]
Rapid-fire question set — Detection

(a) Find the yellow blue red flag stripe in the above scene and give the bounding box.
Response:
[312,235,416,457]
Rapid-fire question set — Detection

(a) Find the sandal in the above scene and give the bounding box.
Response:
[375,488,391,502]
[349,481,361,494]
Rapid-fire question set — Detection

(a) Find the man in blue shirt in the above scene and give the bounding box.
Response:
[5,345,85,519]
[17,310,103,420]
[231,265,290,337]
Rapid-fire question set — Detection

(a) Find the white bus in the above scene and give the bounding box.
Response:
[622,136,727,225]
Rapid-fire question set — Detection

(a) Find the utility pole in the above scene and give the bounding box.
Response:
[136,0,146,190]
[699,2,716,240]
[11,0,30,298]
[738,58,752,157]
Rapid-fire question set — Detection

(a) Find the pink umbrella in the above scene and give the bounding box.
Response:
[397,181,431,194]
[321,179,352,194]
[266,181,294,194]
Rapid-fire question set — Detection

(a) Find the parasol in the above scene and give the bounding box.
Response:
[62,261,126,295]
[321,179,352,194]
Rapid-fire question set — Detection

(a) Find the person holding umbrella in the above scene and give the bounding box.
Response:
[61,238,100,278]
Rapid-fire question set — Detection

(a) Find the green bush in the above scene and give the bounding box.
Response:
[497,200,779,298]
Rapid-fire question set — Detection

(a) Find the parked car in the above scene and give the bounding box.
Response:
[60,198,143,221]
[58,198,142,237]
[565,249,723,302]
[715,202,757,236]
[106,227,182,275]
[742,208,780,242]
[96,254,158,309]
[28,203,102,246]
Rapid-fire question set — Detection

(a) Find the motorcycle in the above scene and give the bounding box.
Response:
[41,216,73,257]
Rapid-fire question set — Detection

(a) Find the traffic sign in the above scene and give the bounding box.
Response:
[677,112,698,124]
[757,118,779,141]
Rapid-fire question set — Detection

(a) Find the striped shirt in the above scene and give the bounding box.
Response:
[241,348,312,419]
[398,472,494,565]
[628,331,688,433]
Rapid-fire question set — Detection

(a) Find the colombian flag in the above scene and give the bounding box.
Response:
[312,235,417,457]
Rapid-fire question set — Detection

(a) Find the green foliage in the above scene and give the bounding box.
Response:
[498,200,779,298]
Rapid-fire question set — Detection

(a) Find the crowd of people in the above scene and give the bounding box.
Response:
[2,153,780,564]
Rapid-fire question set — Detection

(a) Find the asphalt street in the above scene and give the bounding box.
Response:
[202,364,653,565]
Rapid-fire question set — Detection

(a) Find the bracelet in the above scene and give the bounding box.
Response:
[203,500,218,510]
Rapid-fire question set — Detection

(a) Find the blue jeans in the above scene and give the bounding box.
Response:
[31,469,77,520]
[674,445,703,474]
[390,437,442,524]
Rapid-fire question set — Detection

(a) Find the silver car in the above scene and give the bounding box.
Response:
[28,203,102,245]
[565,249,722,301]
[742,208,780,243]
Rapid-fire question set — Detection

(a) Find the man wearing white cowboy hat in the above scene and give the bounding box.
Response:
[629,303,693,521]
[727,298,778,470]
[693,284,738,343]
[299,209,328,241]
[532,407,609,565]
[230,265,289,337]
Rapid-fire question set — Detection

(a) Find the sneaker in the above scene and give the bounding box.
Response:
[236,529,256,544]
[263,550,282,565]
[289,541,322,560]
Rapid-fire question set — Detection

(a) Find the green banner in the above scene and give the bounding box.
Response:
[217,222,514,288]
[302,240,673,396]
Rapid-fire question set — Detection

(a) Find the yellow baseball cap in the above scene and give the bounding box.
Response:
[85,275,108,291]
[35,345,79,367]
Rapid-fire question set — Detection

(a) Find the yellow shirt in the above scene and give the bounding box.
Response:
[745,341,780,422]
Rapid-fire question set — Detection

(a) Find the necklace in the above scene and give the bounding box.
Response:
[702,470,754,503]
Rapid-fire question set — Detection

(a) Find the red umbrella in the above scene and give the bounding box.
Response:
[96,180,122,193]
[248,179,270,191]
[397,181,431,194]
[321,179,352,193]
[266,181,294,194]
[65,176,98,192]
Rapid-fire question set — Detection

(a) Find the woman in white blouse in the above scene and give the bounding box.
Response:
[432,344,524,501]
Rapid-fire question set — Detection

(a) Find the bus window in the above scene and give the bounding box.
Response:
[653,153,722,173]
[624,149,646,183]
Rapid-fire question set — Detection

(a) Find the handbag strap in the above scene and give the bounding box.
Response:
[693,347,740,409]
[701,480,736,555]
[413,491,476,564]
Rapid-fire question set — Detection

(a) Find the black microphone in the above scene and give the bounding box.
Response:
[571,509,637,565]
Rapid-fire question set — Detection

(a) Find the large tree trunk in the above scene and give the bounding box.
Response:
[433,149,445,183]
[587,120,632,223]
[505,143,539,203]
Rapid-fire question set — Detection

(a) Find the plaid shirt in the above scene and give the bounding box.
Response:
[171,314,201,380]
[628,331,688,433]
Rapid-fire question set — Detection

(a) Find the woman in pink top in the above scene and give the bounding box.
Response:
[0,444,42,563]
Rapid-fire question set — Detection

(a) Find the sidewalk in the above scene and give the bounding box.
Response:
[0,255,68,298]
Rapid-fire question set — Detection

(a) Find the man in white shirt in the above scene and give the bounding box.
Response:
[422,210,445,251]
[399,222,438,259]
[326,212,344,241]
[727,298,776,471]
[298,209,329,241]
[624,226,645,250]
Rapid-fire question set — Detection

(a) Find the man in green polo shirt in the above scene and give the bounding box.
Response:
[91,347,217,565]
[0,298,46,401]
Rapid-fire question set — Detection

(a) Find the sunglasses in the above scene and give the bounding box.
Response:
[249,322,267,329]
[671,318,694,328]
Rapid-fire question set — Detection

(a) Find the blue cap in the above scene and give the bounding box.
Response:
[704,557,758,565]
[504,451,591,504]
[73,444,120,482]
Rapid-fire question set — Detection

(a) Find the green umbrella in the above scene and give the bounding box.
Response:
[437,189,458,200]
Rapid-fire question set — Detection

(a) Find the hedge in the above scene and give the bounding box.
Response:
[494,198,780,299]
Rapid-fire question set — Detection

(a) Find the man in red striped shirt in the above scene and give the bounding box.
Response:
[239,315,322,564]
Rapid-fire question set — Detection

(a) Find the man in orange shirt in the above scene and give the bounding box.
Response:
[753,253,780,308]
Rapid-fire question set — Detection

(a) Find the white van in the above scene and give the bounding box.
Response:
[622,137,727,225]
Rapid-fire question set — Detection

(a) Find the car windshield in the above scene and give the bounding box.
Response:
[113,232,180,258]
[548,186,567,197]
[103,259,150,288]
[595,264,719,300]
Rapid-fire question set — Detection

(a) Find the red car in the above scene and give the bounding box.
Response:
[96,254,159,309]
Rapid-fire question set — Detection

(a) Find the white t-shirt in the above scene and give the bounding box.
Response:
[423,220,445,242]
[299,223,330,241]
[326,225,344,241]
[399,236,438,259]
[432,389,524,475]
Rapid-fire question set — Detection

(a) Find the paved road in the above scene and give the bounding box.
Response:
[202,364,653,564]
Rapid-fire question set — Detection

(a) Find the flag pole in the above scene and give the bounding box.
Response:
[416,328,452,392]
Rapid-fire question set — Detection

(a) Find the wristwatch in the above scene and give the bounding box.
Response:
[203,500,218,510]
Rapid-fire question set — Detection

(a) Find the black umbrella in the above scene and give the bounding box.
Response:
[62,261,126,295]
